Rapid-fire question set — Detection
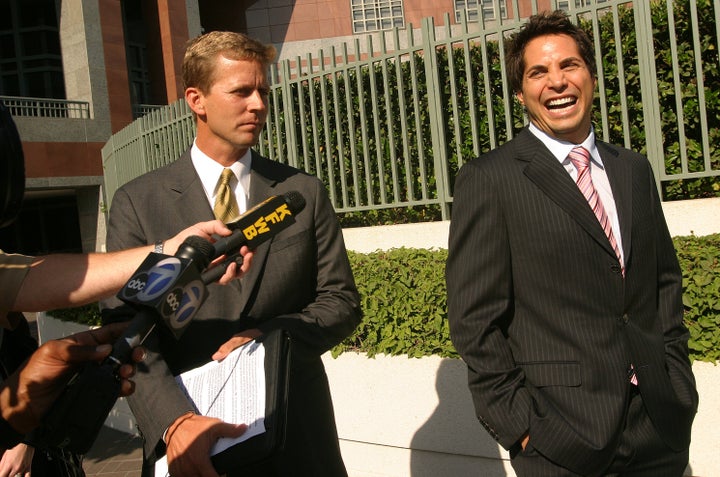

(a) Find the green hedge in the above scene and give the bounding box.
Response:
[675,234,720,362]
[334,234,720,363]
[50,235,719,363]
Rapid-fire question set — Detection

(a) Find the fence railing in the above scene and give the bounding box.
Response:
[132,103,165,119]
[0,95,90,119]
[102,0,720,220]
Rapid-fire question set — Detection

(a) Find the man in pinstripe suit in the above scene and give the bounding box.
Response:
[446,11,697,477]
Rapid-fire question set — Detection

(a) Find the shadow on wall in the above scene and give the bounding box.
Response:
[410,359,508,477]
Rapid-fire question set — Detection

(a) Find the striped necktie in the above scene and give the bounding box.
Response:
[213,168,239,223]
[568,146,623,273]
[570,146,634,383]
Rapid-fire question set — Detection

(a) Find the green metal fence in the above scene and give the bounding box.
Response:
[102,0,720,219]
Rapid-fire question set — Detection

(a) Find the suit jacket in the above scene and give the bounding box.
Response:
[446,128,698,476]
[102,150,361,476]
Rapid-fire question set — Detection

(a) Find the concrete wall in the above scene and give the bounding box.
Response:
[323,354,718,477]
[342,197,720,253]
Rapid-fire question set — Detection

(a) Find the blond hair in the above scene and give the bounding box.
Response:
[182,31,277,93]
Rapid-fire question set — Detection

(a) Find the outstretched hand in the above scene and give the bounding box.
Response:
[164,220,254,284]
[0,322,145,435]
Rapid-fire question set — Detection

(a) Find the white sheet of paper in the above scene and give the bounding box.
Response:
[154,339,267,476]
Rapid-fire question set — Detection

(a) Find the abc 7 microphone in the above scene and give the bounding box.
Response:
[32,236,215,454]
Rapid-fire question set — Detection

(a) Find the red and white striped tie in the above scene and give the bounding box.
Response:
[568,146,624,274]
[569,147,635,384]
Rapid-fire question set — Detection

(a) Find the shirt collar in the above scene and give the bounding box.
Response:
[527,123,604,169]
[190,141,252,202]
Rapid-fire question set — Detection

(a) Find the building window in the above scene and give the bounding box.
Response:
[454,0,507,23]
[558,0,606,9]
[0,0,64,99]
[351,0,404,33]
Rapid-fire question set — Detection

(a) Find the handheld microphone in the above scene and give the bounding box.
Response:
[111,235,214,360]
[211,191,306,257]
[33,235,215,453]
[201,191,306,283]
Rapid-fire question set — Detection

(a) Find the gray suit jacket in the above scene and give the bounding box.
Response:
[102,150,361,476]
[446,128,697,475]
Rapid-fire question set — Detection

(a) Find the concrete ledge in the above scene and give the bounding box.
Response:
[342,197,720,253]
[323,353,718,477]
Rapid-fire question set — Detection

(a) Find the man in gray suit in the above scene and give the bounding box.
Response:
[446,11,697,477]
[102,31,361,477]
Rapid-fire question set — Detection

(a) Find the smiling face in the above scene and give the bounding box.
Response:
[185,55,269,165]
[516,33,596,144]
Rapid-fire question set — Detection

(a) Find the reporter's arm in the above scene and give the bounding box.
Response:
[10,220,249,313]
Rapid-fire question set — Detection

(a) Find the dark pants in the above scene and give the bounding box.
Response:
[511,389,689,477]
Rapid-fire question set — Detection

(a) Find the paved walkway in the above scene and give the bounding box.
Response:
[84,426,143,477]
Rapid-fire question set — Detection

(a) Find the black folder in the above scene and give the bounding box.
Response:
[210,329,291,472]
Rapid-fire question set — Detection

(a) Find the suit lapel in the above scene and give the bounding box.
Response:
[237,152,280,308]
[166,151,215,227]
[598,142,632,264]
[517,129,618,258]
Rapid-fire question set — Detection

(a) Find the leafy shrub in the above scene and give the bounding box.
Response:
[334,235,720,363]
[334,248,456,358]
[47,303,102,326]
[675,233,720,362]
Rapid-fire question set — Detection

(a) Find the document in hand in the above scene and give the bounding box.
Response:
[154,330,290,475]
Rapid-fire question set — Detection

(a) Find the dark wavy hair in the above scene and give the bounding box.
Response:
[505,10,596,94]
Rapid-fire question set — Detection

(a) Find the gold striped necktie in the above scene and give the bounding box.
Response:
[213,168,239,223]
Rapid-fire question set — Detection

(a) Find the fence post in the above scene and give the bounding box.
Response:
[281,60,299,169]
[421,17,451,220]
[633,1,664,196]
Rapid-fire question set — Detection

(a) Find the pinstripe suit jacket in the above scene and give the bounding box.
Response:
[446,128,697,475]
[102,150,361,476]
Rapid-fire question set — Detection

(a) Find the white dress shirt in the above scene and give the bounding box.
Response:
[190,140,251,215]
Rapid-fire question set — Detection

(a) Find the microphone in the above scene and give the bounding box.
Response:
[211,191,306,257]
[111,235,214,359]
[33,235,215,453]
[201,191,306,284]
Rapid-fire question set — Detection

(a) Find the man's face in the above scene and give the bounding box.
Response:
[516,34,596,144]
[189,56,269,161]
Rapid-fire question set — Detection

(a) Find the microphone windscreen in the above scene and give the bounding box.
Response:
[284,191,306,214]
[175,235,215,270]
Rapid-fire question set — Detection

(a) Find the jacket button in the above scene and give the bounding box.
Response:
[611,265,622,273]
[622,314,630,324]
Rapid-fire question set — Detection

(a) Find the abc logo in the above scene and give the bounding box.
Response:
[164,280,206,330]
[137,258,182,302]
[120,272,148,299]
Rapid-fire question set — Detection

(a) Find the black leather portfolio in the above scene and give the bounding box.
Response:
[210,329,291,472]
